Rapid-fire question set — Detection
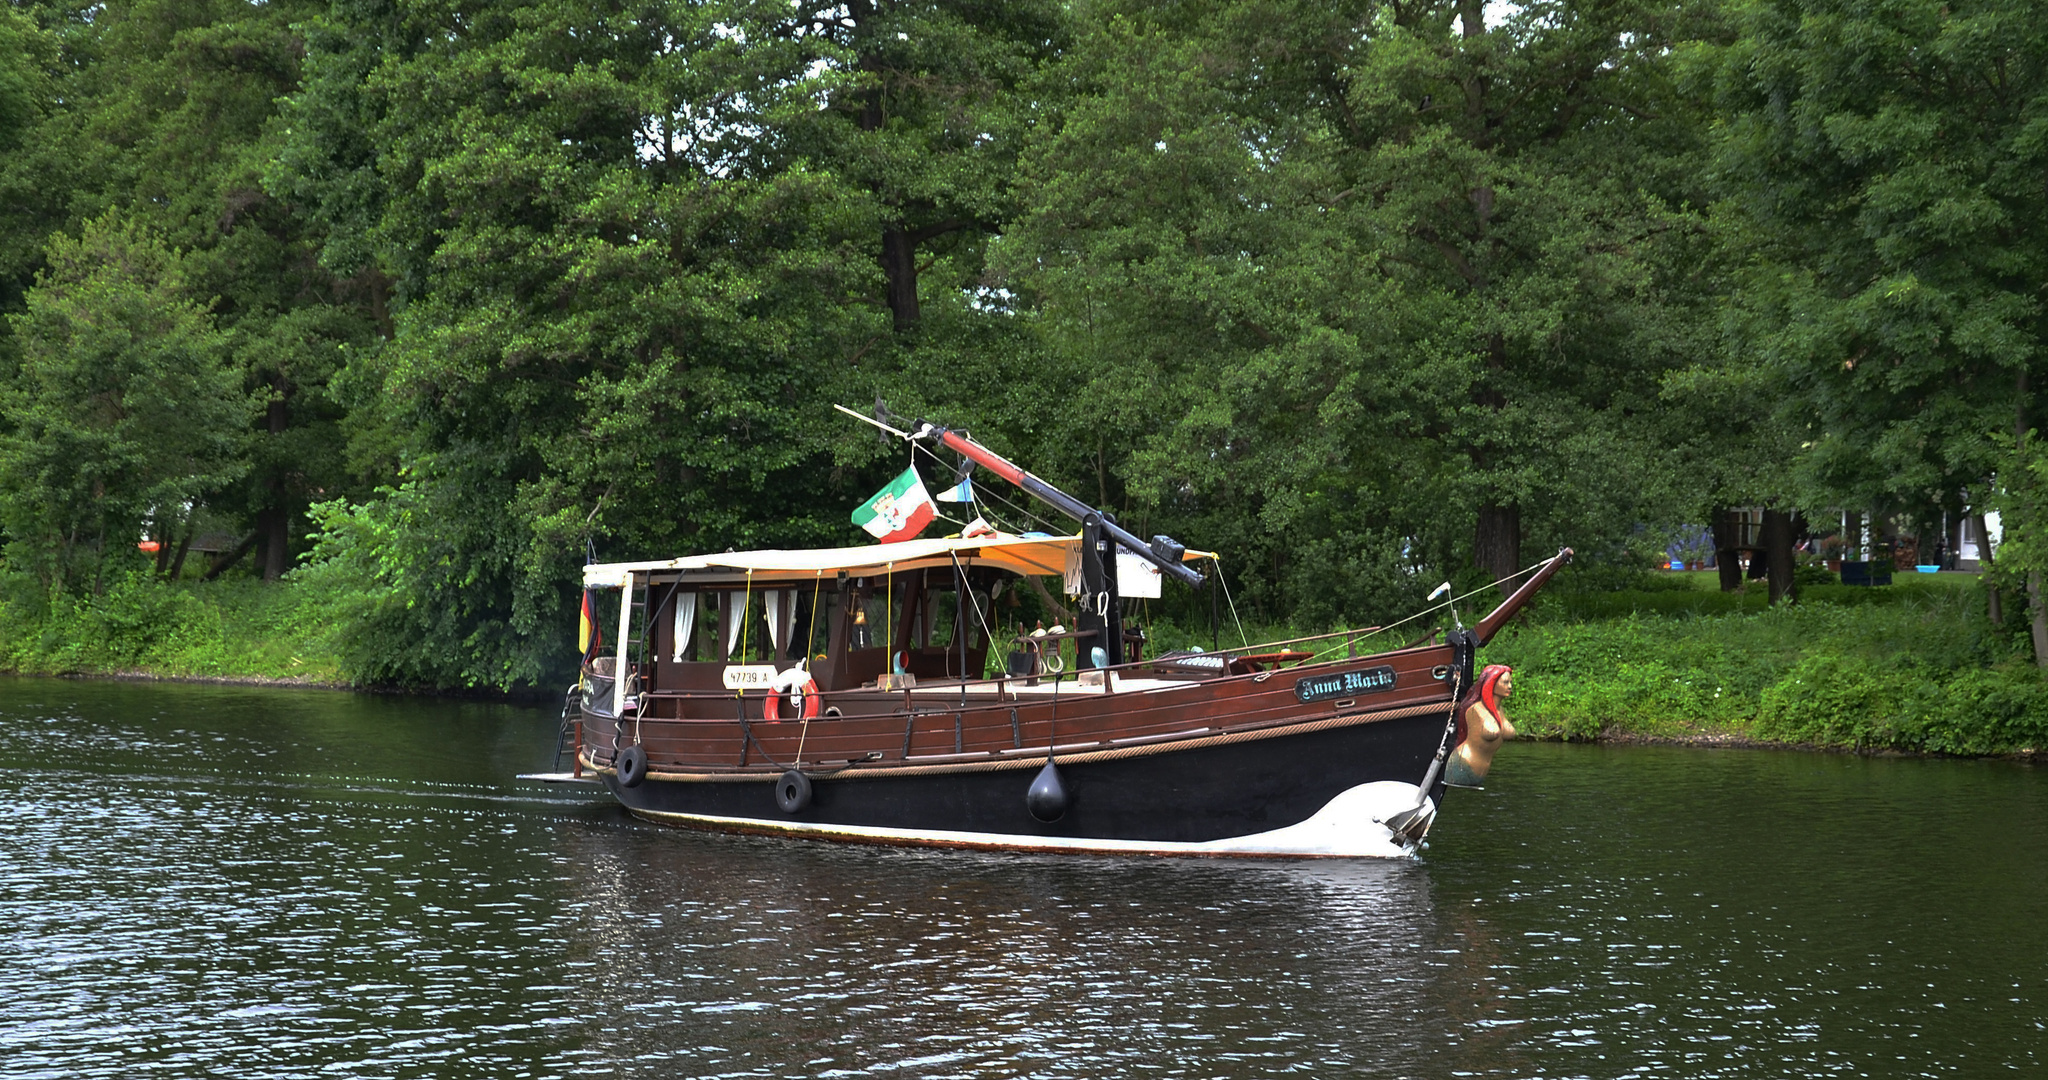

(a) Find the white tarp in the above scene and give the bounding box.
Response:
[583,532,1212,589]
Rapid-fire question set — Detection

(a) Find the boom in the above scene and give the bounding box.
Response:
[909,420,1206,588]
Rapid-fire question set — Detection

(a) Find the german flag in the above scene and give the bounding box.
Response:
[578,589,601,658]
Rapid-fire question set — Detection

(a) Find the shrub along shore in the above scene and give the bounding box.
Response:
[0,573,346,688]
[1487,572,2046,758]
[1,569,2040,758]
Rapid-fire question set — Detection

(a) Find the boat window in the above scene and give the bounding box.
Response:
[648,585,717,664]
[698,588,823,663]
[920,586,993,650]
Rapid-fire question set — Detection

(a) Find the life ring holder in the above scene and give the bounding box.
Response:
[762,667,821,722]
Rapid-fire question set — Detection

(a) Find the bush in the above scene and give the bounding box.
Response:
[1754,654,1925,748]
[1906,667,2048,755]
[0,569,341,681]
[1793,562,1838,588]
[1485,586,2041,755]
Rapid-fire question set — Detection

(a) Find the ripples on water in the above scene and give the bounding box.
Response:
[0,678,2040,1078]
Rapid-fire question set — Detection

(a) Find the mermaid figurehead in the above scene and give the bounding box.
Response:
[1446,664,1516,788]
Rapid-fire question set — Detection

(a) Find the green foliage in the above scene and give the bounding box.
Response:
[0,569,342,682]
[0,214,254,592]
[3,0,2045,717]
[1986,431,2048,599]
[984,0,1718,627]
[0,0,382,589]
[290,484,539,689]
[0,2,63,314]
[1712,0,2048,524]
[1755,656,2048,755]
[268,0,1072,686]
[1489,580,2044,754]
[1543,588,1767,621]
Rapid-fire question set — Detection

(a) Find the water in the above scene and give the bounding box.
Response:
[0,677,2041,1079]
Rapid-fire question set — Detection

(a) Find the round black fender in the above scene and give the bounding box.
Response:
[1025,759,1069,822]
[775,769,813,814]
[616,744,648,788]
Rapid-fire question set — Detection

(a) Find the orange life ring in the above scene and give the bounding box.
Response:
[763,670,821,722]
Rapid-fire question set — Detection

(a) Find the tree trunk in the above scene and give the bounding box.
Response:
[881,224,919,331]
[153,513,173,575]
[1710,507,1743,592]
[203,532,260,581]
[260,381,290,583]
[260,502,289,582]
[2000,365,2027,634]
[1974,512,2002,623]
[1764,507,1796,605]
[168,523,196,581]
[1474,501,1521,588]
[848,3,921,335]
[2031,571,2048,669]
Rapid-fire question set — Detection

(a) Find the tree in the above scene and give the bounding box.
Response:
[1713,0,2048,642]
[1,1,382,584]
[0,3,79,320]
[272,0,905,684]
[0,215,254,593]
[698,1,1065,334]
[990,0,1717,624]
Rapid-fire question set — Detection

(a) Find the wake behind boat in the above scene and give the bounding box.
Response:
[530,417,1568,857]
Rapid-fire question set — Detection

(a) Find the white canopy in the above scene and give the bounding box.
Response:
[582,532,1212,589]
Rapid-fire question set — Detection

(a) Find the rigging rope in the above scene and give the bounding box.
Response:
[1213,555,1250,648]
[794,568,824,767]
[909,438,1061,535]
[1303,555,1558,662]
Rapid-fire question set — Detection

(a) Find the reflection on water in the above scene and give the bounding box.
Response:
[560,836,1452,1076]
[0,677,2041,1078]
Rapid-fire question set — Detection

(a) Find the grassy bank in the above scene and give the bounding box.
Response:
[0,572,345,685]
[1150,570,2043,758]
[5,565,2041,759]
[1486,572,2048,756]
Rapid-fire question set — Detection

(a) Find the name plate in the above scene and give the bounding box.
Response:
[1295,665,1396,703]
[722,664,779,690]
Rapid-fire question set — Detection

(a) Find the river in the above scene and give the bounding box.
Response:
[0,677,2040,1078]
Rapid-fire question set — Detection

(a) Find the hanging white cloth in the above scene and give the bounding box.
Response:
[671,591,697,662]
[724,590,748,659]
[763,589,786,657]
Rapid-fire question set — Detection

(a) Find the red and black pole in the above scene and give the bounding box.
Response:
[910,420,1206,588]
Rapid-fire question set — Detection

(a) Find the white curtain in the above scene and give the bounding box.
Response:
[724,591,748,659]
[671,591,697,662]
[763,590,786,657]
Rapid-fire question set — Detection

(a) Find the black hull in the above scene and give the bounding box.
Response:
[593,706,1456,858]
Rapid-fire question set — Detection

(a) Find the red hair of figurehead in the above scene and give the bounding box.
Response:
[1478,664,1512,719]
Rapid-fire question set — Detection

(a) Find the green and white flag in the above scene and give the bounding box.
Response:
[852,466,935,542]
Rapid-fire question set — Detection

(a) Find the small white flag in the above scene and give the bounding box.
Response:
[936,476,974,503]
[962,516,996,538]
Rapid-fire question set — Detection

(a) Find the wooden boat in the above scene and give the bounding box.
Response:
[538,419,1569,857]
